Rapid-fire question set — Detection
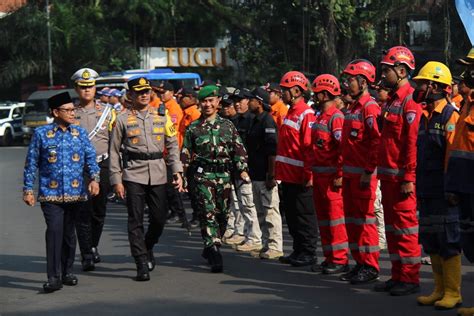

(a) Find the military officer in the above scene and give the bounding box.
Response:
[181,85,249,273]
[23,92,100,293]
[109,77,183,281]
[71,68,116,271]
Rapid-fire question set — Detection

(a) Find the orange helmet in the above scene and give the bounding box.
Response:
[381,46,415,70]
[280,71,309,91]
[311,74,341,96]
[342,59,376,83]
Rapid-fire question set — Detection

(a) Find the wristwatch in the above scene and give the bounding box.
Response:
[93,174,101,183]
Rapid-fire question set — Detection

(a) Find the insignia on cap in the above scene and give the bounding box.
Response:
[82,70,91,79]
[139,78,146,85]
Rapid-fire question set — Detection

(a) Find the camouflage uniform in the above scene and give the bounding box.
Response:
[181,115,248,247]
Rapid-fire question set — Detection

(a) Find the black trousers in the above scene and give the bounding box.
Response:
[459,193,474,263]
[186,167,200,218]
[41,202,82,279]
[76,160,110,255]
[281,182,318,256]
[166,166,185,218]
[124,181,167,259]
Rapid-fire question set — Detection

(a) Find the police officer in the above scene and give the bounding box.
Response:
[71,68,115,271]
[181,85,249,272]
[247,87,283,259]
[109,77,183,281]
[23,92,100,293]
[414,62,461,308]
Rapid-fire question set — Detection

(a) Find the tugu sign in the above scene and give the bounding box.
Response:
[140,47,227,68]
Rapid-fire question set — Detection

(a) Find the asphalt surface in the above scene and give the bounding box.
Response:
[1,146,473,315]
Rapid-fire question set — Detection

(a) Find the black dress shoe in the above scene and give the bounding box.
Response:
[147,250,156,271]
[43,277,62,293]
[207,245,223,273]
[350,265,379,284]
[374,279,399,292]
[82,255,95,272]
[310,261,327,273]
[340,264,362,281]
[91,247,101,263]
[189,217,199,228]
[135,259,150,281]
[290,253,317,267]
[279,251,300,264]
[62,274,78,286]
[323,263,350,275]
[390,282,420,296]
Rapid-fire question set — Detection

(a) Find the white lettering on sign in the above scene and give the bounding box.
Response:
[140,47,227,68]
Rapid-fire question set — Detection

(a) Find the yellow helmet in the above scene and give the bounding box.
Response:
[413,61,452,86]
[457,47,474,65]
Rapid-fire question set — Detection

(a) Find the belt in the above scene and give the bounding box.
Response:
[128,151,163,161]
[96,153,109,163]
[195,162,232,173]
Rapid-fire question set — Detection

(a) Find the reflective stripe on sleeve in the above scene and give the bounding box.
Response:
[275,155,304,167]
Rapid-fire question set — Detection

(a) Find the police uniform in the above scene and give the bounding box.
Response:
[181,85,248,272]
[109,77,182,281]
[71,68,116,269]
[23,92,100,292]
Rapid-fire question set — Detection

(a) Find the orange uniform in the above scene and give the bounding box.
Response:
[178,105,201,148]
[164,98,183,133]
[270,100,288,129]
[452,94,463,110]
[149,96,162,108]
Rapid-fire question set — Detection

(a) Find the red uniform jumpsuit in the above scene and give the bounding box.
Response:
[311,105,348,265]
[377,82,422,284]
[276,98,318,256]
[341,93,381,270]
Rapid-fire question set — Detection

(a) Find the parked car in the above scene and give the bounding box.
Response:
[22,88,78,144]
[0,102,26,146]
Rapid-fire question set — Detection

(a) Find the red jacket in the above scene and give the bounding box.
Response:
[310,105,344,177]
[377,83,422,183]
[341,93,380,178]
[275,98,315,184]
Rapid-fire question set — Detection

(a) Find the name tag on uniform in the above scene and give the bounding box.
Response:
[265,128,276,133]
[197,167,203,174]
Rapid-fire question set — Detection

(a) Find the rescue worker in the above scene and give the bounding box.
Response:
[308,74,349,274]
[452,77,463,110]
[412,61,461,309]
[265,82,288,129]
[181,85,249,272]
[247,87,283,259]
[339,59,381,284]
[71,68,116,271]
[109,77,183,281]
[446,48,474,316]
[276,71,318,267]
[23,92,100,292]
[225,88,263,251]
[375,46,422,295]
[149,84,162,108]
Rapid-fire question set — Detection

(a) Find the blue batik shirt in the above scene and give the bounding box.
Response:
[23,123,100,203]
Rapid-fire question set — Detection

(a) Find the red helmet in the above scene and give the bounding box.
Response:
[381,46,415,70]
[311,74,341,96]
[342,59,376,83]
[280,71,309,91]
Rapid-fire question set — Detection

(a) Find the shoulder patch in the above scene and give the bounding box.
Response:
[406,111,417,124]
[446,123,455,132]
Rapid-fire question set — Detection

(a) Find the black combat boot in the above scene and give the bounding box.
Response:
[91,247,101,263]
[147,249,156,272]
[81,254,95,272]
[207,245,223,273]
[62,274,78,286]
[135,257,150,281]
[43,277,63,293]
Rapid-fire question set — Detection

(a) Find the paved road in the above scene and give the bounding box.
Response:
[1,147,473,315]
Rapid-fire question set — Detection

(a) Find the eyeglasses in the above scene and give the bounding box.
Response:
[57,107,76,114]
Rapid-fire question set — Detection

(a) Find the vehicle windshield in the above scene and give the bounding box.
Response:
[0,109,10,119]
[24,100,49,115]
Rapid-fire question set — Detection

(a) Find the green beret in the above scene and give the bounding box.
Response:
[198,85,220,100]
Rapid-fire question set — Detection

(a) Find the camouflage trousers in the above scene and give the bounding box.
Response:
[194,174,232,247]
